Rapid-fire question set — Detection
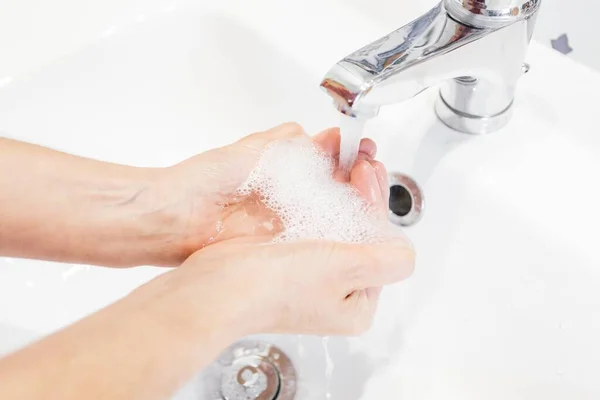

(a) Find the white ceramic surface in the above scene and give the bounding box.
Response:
[2,0,600,399]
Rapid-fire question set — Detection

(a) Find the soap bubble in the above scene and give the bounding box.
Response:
[236,137,402,244]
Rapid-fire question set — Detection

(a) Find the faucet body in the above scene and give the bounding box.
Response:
[320,0,541,134]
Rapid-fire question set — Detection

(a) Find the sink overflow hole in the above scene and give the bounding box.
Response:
[388,173,424,227]
[389,185,412,217]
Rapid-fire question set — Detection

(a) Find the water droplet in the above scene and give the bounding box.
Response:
[322,336,334,397]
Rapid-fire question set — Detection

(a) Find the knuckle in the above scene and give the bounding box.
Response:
[340,292,375,336]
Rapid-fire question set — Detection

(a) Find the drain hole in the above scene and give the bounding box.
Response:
[388,173,424,227]
[389,185,413,217]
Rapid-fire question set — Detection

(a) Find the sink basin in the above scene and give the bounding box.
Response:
[0,323,37,358]
[2,0,600,399]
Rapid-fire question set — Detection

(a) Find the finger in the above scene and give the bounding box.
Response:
[359,138,377,160]
[238,122,307,150]
[350,160,381,205]
[313,129,376,159]
[370,160,390,214]
[312,127,340,156]
[340,241,415,289]
[357,151,371,162]
[264,122,307,138]
[333,146,375,183]
[338,288,381,335]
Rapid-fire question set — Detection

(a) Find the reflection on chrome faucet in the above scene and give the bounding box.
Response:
[321,0,541,134]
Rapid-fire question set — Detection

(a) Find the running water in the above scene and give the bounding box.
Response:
[322,336,334,399]
[338,114,367,175]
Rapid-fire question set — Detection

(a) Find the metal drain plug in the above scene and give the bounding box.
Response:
[216,340,296,400]
[388,173,425,227]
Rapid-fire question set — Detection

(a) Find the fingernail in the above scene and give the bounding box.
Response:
[357,151,371,161]
[359,139,377,159]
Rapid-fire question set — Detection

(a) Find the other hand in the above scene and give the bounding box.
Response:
[158,122,389,263]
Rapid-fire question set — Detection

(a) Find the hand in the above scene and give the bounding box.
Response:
[0,121,390,269]
[152,235,414,339]
[148,124,414,337]
[0,124,413,400]
[159,122,389,262]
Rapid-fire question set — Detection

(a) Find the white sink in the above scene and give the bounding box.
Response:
[0,323,37,359]
[2,0,600,399]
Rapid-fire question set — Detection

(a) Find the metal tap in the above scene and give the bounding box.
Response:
[320,0,541,134]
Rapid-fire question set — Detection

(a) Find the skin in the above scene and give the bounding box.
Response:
[0,123,415,399]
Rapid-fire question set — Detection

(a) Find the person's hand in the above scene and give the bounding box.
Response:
[141,123,414,338]
[148,235,414,339]
[157,122,389,263]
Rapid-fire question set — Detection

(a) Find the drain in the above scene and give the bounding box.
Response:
[388,173,424,226]
[211,340,296,400]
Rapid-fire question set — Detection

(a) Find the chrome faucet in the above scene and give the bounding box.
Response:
[320,0,541,134]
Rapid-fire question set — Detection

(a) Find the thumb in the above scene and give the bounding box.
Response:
[236,122,308,151]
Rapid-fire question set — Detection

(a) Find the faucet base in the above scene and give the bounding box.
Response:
[435,93,513,135]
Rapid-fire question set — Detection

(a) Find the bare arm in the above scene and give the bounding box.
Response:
[0,230,414,400]
[0,125,414,400]
[0,270,240,400]
[0,138,183,267]
[0,125,378,267]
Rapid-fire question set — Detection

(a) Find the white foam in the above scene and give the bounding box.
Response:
[237,136,400,244]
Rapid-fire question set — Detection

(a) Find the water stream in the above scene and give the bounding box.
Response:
[322,336,334,399]
[338,115,367,175]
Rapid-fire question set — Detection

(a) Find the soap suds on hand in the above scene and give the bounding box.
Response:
[237,136,402,244]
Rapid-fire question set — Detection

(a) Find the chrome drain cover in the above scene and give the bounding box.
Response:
[210,340,296,400]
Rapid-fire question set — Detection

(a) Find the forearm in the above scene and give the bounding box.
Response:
[0,275,238,400]
[0,138,184,266]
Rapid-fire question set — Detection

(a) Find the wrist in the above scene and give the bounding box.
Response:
[143,166,210,266]
[132,268,248,355]
[93,166,186,267]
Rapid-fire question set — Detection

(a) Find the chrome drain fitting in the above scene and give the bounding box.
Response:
[388,173,425,227]
[214,340,296,400]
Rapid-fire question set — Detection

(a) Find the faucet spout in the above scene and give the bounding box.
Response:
[320,0,540,133]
